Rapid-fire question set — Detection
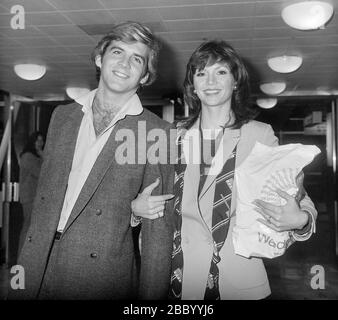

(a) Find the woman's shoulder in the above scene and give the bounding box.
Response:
[241,120,272,133]
[240,120,278,146]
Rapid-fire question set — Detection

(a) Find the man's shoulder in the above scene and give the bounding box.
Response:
[51,101,82,123]
[138,108,172,130]
[54,101,81,115]
[20,152,37,162]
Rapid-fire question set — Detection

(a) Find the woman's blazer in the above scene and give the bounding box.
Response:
[179,119,317,300]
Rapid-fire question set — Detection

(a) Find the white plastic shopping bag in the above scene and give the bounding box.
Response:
[232,142,320,259]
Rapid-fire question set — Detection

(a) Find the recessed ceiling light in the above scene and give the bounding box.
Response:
[267,55,303,73]
[256,98,277,109]
[282,1,334,30]
[260,82,286,95]
[66,87,90,100]
[14,63,46,81]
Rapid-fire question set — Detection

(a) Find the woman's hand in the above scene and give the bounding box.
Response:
[253,188,309,232]
[131,178,174,220]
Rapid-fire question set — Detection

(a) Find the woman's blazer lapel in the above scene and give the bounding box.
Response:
[229,123,256,215]
[180,119,241,226]
[198,128,240,200]
[180,121,210,233]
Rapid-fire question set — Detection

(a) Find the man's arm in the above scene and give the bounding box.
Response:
[138,160,174,299]
[137,122,175,299]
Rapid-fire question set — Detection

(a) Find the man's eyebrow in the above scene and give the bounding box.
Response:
[108,45,146,63]
[108,45,123,52]
[133,53,146,64]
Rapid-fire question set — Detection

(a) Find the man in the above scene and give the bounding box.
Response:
[9,21,174,300]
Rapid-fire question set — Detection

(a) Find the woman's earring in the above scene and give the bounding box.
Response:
[233,85,237,90]
[193,89,197,94]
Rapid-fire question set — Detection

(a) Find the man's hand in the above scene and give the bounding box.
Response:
[131,178,174,219]
[253,188,309,232]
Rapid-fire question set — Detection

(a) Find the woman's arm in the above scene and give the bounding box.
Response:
[253,188,311,232]
[253,124,317,239]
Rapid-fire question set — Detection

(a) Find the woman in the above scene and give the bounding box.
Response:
[18,131,45,254]
[132,40,317,300]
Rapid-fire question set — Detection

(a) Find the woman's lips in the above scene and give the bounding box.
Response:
[203,89,221,95]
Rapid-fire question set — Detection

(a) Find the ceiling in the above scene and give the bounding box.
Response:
[0,0,337,103]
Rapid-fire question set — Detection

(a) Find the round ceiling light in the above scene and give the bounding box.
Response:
[267,55,303,73]
[14,63,46,81]
[281,1,334,30]
[66,87,90,100]
[256,98,277,109]
[260,82,286,95]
